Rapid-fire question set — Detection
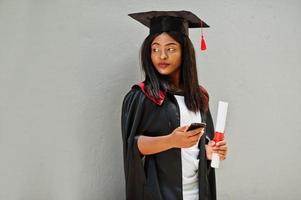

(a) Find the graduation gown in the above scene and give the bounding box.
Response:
[121,82,216,200]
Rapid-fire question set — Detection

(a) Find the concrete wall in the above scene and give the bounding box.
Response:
[0,0,300,199]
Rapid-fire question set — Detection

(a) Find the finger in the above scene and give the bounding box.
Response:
[187,127,204,136]
[212,150,218,154]
[178,125,189,131]
[192,127,204,134]
[216,140,226,146]
[187,130,201,137]
[198,127,205,133]
[190,139,199,146]
[219,152,227,160]
[189,133,202,141]
[218,150,227,155]
[218,146,228,151]
[212,147,219,151]
[208,140,215,147]
[220,155,226,160]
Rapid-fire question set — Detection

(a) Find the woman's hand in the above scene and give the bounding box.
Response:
[205,139,228,160]
[169,126,205,148]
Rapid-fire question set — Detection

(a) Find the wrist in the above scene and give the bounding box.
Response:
[205,144,212,160]
[165,133,174,149]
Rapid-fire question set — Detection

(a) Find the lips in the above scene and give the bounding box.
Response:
[158,62,170,68]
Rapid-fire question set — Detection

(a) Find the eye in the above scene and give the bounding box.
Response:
[152,48,159,52]
[168,48,176,52]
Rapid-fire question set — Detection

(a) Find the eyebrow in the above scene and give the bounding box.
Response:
[151,42,178,46]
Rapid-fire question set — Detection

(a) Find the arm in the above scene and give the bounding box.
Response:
[137,126,205,155]
[137,134,173,155]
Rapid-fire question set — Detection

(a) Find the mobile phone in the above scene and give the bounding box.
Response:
[187,122,206,131]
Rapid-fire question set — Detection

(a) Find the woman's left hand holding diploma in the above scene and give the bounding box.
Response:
[206,139,228,161]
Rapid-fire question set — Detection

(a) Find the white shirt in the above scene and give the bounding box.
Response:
[174,95,202,200]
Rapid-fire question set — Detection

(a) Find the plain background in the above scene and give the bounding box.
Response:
[0,0,300,199]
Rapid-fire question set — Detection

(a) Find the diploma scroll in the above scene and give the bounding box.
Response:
[211,101,228,169]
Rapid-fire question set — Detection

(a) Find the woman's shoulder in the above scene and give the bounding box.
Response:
[123,82,166,106]
[123,84,146,104]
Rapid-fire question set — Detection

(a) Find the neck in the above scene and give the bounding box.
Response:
[168,70,181,90]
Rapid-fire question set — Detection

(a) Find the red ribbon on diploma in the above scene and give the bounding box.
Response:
[213,132,224,143]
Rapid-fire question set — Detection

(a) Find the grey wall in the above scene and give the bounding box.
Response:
[0,0,300,199]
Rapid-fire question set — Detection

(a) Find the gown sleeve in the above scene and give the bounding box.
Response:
[121,88,147,200]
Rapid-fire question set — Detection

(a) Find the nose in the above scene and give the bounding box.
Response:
[160,50,167,60]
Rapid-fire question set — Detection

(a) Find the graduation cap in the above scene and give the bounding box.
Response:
[128,10,209,51]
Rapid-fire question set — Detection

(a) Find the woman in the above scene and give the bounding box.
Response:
[121,11,228,200]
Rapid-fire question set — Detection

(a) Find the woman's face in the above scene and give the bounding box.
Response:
[151,32,182,78]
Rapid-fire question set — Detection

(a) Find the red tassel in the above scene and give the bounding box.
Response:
[201,35,207,51]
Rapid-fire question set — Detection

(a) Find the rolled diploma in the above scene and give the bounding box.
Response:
[211,101,228,168]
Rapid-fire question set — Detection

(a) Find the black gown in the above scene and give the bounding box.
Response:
[121,82,216,200]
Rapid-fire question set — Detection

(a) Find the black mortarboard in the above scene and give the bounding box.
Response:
[128,10,210,51]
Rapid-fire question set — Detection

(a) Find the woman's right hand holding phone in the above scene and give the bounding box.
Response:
[169,125,204,148]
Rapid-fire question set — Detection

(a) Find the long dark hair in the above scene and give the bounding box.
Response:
[140,31,208,113]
